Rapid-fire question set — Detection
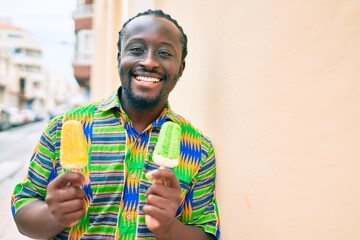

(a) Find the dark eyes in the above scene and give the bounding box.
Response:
[129,47,144,54]
[158,50,172,57]
[128,47,173,57]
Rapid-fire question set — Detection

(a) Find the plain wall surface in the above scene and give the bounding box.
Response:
[92,1,360,239]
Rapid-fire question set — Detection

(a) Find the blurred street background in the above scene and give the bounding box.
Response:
[0,0,79,238]
[0,121,47,239]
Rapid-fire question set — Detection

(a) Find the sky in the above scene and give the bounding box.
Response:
[0,0,77,85]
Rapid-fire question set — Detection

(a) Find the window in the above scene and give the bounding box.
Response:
[20,78,25,93]
[13,48,21,55]
[8,34,22,39]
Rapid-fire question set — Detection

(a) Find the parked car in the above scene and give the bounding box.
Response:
[6,107,25,127]
[0,105,11,131]
[20,109,37,123]
[33,109,46,121]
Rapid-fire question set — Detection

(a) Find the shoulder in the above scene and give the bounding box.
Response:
[46,101,101,134]
[170,111,214,153]
[63,102,99,119]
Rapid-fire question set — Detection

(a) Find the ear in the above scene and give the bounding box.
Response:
[177,61,186,79]
[117,52,121,70]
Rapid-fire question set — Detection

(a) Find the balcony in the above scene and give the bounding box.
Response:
[75,17,93,32]
[73,64,91,88]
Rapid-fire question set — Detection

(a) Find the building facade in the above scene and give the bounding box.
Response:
[73,0,94,99]
[0,19,46,110]
[0,48,18,107]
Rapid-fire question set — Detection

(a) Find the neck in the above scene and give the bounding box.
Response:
[120,95,166,133]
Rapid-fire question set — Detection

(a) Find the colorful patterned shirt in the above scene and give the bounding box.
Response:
[11,88,220,239]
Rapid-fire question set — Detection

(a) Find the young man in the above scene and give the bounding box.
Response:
[12,9,220,240]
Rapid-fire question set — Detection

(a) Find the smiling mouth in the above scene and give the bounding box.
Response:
[135,75,161,83]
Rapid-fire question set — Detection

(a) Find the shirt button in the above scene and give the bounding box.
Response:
[127,214,132,220]
[131,173,136,179]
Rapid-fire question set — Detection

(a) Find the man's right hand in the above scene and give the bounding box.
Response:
[45,172,86,227]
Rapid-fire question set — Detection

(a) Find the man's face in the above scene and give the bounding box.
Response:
[118,15,185,111]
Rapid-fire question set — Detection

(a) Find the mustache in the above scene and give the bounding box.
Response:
[132,67,163,77]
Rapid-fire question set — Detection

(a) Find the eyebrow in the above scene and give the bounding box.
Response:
[125,38,177,50]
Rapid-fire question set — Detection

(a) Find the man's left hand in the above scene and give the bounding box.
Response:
[144,169,182,236]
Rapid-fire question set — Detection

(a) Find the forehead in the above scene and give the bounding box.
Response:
[122,15,182,47]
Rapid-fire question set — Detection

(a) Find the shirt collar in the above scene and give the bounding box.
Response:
[97,87,180,128]
[97,87,122,112]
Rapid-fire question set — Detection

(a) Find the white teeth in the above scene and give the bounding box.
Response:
[135,75,160,83]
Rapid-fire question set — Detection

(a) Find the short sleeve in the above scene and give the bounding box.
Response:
[11,119,58,217]
[180,137,220,239]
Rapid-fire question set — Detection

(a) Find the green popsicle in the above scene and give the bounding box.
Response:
[153,121,181,168]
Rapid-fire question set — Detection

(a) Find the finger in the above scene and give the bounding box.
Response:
[58,199,86,214]
[59,208,86,227]
[57,186,86,202]
[146,194,169,210]
[143,204,166,219]
[146,169,180,188]
[143,204,176,225]
[146,183,169,196]
[52,172,85,189]
[146,184,181,203]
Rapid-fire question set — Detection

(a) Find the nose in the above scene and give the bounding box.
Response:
[140,52,160,69]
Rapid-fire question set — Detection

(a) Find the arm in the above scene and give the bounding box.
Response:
[144,170,215,240]
[15,172,86,239]
[12,119,86,238]
[15,200,65,239]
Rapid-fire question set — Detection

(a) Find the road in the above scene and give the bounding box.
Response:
[0,120,48,239]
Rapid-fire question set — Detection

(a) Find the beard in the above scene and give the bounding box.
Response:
[122,83,163,112]
[118,64,176,112]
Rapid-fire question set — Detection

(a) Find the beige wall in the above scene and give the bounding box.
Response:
[93,1,360,239]
[91,0,121,101]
